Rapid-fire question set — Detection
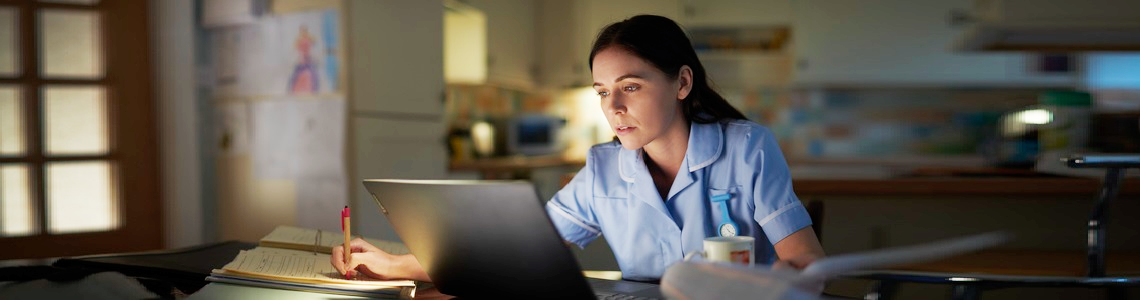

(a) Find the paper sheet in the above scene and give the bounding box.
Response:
[226,249,337,280]
[259,225,411,255]
[294,99,345,179]
[797,231,1011,281]
[221,248,414,287]
[250,100,299,179]
[215,102,251,156]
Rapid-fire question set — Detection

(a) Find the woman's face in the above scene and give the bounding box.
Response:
[592,47,689,150]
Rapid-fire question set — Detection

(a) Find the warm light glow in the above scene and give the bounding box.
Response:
[1,165,33,236]
[471,121,494,157]
[44,86,108,155]
[47,161,118,234]
[561,87,612,161]
[40,9,103,78]
[1017,109,1053,125]
[0,8,17,76]
[0,87,23,155]
[443,2,486,84]
[570,87,611,143]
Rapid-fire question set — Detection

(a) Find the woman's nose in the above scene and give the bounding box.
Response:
[604,94,626,115]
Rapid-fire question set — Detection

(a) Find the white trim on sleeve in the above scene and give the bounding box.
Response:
[757,201,802,226]
[550,203,602,236]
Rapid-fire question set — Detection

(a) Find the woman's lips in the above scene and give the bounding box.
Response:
[615,125,636,136]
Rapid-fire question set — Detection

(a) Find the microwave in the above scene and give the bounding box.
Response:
[506,114,565,156]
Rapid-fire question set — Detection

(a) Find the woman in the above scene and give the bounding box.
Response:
[332,14,824,282]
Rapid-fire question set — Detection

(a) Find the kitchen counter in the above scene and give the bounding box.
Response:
[450,157,1140,196]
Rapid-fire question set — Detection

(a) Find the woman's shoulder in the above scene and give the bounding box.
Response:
[719,119,776,146]
[588,140,623,154]
[585,140,624,165]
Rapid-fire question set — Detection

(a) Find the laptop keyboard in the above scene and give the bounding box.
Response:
[595,292,659,300]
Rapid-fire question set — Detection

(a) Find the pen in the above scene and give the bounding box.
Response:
[342,205,352,280]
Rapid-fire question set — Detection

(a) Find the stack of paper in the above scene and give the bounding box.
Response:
[258,225,410,255]
[208,226,417,298]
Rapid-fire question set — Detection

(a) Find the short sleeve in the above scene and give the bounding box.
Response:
[545,151,603,249]
[750,127,813,244]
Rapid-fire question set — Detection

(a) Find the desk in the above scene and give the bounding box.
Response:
[50,240,256,295]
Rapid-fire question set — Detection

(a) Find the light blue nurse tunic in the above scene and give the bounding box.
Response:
[545,119,813,281]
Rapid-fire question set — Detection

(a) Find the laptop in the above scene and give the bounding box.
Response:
[363,179,663,299]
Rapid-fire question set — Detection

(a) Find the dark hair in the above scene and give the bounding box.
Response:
[588,15,746,124]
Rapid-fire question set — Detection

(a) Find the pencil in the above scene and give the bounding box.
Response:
[342,205,352,280]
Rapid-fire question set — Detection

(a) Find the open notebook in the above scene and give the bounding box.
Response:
[208,226,416,298]
[257,225,410,255]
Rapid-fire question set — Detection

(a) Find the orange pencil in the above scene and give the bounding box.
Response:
[341,205,352,279]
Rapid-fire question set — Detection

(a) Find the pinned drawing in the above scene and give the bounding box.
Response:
[288,25,319,94]
[211,9,341,97]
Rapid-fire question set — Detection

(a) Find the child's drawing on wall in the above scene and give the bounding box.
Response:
[288,25,319,94]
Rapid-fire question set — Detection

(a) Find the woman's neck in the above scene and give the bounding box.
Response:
[642,120,690,199]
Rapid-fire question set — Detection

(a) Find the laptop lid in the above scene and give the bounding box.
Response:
[362,179,596,299]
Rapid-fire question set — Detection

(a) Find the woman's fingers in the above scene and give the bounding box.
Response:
[330,245,348,274]
[350,237,382,253]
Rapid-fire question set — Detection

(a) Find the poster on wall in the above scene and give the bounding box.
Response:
[211,9,340,98]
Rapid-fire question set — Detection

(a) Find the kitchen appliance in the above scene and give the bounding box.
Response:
[468,114,566,157]
[506,114,566,156]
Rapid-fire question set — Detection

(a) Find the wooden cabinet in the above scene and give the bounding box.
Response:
[536,0,682,88]
[466,0,538,89]
[790,0,1077,87]
[348,0,447,242]
[679,0,792,27]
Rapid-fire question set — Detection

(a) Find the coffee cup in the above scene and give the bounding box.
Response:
[684,236,754,267]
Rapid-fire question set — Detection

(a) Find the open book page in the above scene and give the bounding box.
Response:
[259,225,410,255]
[795,231,1011,282]
[215,247,415,288]
[663,232,1011,298]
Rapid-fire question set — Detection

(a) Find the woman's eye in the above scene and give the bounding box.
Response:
[597,91,610,97]
[623,85,639,92]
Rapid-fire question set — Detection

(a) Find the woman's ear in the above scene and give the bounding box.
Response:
[677,65,693,100]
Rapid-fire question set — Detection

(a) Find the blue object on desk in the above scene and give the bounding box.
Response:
[711,193,738,237]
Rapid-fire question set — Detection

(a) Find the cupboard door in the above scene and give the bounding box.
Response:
[792,0,1075,86]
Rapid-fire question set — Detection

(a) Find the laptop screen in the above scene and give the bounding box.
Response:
[363,179,596,298]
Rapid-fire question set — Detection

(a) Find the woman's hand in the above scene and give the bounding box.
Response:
[330,237,431,282]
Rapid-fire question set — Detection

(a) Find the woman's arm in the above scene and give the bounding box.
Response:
[772,227,825,270]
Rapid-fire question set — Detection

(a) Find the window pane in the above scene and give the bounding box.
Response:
[1,164,34,237]
[39,9,103,78]
[43,86,108,155]
[0,7,17,77]
[47,161,117,234]
[0,87,23,155]
[39,0,100,4]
